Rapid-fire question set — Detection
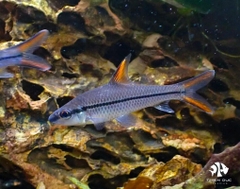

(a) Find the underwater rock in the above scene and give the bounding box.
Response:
[120,155,202,189]
[180,142,240,189]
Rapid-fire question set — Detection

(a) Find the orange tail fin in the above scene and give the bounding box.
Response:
[180,70,215,114]
[11,29,51,71]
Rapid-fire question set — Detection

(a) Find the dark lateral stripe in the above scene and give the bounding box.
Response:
[82,90,181,110]
[0,54,22,61]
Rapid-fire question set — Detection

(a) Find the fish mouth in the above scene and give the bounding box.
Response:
[48,114,58,123]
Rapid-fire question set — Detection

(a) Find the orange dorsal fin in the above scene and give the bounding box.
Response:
[110,54,131,84]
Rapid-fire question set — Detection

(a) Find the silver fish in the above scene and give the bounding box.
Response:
[0,29,51,78]
[48,55,215,130]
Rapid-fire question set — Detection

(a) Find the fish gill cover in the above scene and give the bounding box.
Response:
[0,0,240,189]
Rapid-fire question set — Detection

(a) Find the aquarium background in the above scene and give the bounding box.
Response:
[0,0,240,188]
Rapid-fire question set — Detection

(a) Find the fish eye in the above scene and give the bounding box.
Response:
[59,110,71,119]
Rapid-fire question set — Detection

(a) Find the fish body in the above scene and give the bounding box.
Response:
[48,55,215,129]
[0,29,51,78]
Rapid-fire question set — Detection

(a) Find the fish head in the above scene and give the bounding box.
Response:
[48,107,87,126]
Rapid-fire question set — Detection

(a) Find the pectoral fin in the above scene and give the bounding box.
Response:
[0,68,13,78]
[154,101,175,113]
[88,117,106,130]
[116,114,137,127]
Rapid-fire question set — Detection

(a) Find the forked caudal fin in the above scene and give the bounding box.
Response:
[180,70,215,114]
[9,29,51,71]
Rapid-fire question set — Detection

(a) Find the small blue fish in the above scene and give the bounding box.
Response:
[48,55,215,130]
[0,29,51,78]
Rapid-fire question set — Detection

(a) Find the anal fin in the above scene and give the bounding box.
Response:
[116,114,137,127]
[154,101,175,113]
[94,123,105,130]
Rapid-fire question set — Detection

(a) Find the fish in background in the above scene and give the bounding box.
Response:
[0,29,51,78]
[48,54,215,130]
